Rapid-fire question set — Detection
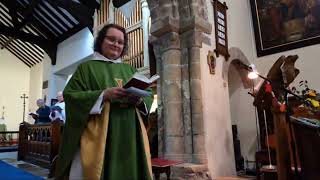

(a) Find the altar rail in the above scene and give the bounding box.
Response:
[17,121,63,169]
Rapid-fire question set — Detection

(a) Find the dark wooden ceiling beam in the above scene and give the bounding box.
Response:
[0,24,48,48]
[47,0,94,26]
[78,0,100,9]
[112,0,130,8]
[2,0,41,30]
[1,24,55,65]
[1,0,42,49]
[0,36,32,67]
[56,24,87,43]
[9,41,39,65]
[34,5,65,34]
[1,0,100,66]
[13,39,42,63]
[44,1,77,27]
[39,1,69,30]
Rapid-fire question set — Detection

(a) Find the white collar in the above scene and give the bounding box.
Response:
[92,52,122,63]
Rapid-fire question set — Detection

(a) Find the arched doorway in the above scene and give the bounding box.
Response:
[226,48,258,174]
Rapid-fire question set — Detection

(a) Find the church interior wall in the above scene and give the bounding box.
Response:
[43,28,95,104]
[54,28,94,75]
[224,0,260,168]
[199,0,237,177]
[228,62,257,164]
[27,62,43,123]
[0,49,30,130]
[200,43,237,177]
[42,53,53,106]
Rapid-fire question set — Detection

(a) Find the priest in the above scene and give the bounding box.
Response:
[56,24,153,180]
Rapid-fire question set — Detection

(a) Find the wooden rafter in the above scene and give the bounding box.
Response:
[47,0,94,25]
[112,0,130,8]
[0,25,47,48]
[0,0,101,67]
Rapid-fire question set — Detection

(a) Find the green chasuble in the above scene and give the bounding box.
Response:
[56,60,153,180]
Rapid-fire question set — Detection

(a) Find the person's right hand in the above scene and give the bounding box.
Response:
[103,87,127,102]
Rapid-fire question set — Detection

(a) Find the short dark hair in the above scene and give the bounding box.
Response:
[93,24,128,57]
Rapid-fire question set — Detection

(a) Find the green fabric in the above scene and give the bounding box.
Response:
[56,60,153,179]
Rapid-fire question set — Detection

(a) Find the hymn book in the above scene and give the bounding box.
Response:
[29,112,39,120]
[123,73,160,97]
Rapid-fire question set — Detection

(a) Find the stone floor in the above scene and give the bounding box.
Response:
[0,152,49,179]
[0,152,256,180]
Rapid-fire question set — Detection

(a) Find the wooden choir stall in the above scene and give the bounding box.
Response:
[17,120,63,177]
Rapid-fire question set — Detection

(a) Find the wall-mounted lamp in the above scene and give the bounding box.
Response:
[236,61,270,83]
[247,64,259,79]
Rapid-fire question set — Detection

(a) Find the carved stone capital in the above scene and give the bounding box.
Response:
[180,15,212,34]
[150,16,180,37]
[150,31,181,54]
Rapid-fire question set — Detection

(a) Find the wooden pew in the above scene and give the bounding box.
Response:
[18,121,63,170]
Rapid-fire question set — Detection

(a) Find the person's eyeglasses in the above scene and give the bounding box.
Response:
[104,36,124,46]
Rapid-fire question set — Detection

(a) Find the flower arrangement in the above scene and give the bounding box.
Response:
[291,80,320,120]
[292,80,320,109]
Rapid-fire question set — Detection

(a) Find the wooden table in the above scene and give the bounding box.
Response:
[151,158,180,180]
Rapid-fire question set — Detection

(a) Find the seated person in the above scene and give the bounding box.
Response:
[30,99,51,124]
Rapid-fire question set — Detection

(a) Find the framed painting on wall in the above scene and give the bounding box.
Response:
[250,0,320,57]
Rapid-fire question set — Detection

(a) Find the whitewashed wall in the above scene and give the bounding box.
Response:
[0,49,30,130]
[27,62,43,123]
[201,0,236,177]
[226,0,259,165]
[43,28,94,103]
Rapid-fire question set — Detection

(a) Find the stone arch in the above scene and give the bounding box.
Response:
[223,47,253,89]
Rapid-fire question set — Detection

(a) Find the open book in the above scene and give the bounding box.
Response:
[29,112,38,120]
[123,73,160,97]
[29,112,38,116]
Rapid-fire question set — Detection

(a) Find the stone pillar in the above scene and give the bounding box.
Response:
[141,0,150,67]
[160,32,186,161]
[147,0,212,178]
[189,31,206,164]
[179,0,211,164]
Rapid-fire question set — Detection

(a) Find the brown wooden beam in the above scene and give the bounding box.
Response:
[112,0,130,8]
[1,0,42,49]
[0,25,47,48]
[46,0,94,26]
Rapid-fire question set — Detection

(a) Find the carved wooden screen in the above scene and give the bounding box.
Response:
[96,0,144,69]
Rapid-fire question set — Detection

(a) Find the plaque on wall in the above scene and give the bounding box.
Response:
[213,0,229,60]
[207,51,216,75]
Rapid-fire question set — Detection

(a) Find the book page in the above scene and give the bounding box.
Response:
[132,73,150,83]
[125,87,152,97]
[149,74,160,83]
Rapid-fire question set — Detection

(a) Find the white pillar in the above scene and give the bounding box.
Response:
[141,0,150,67]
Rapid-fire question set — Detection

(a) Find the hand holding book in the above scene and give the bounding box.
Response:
[123,73,159,97]
[29,112,38,120]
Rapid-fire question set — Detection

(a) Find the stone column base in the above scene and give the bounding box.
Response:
[170,163,211,180]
